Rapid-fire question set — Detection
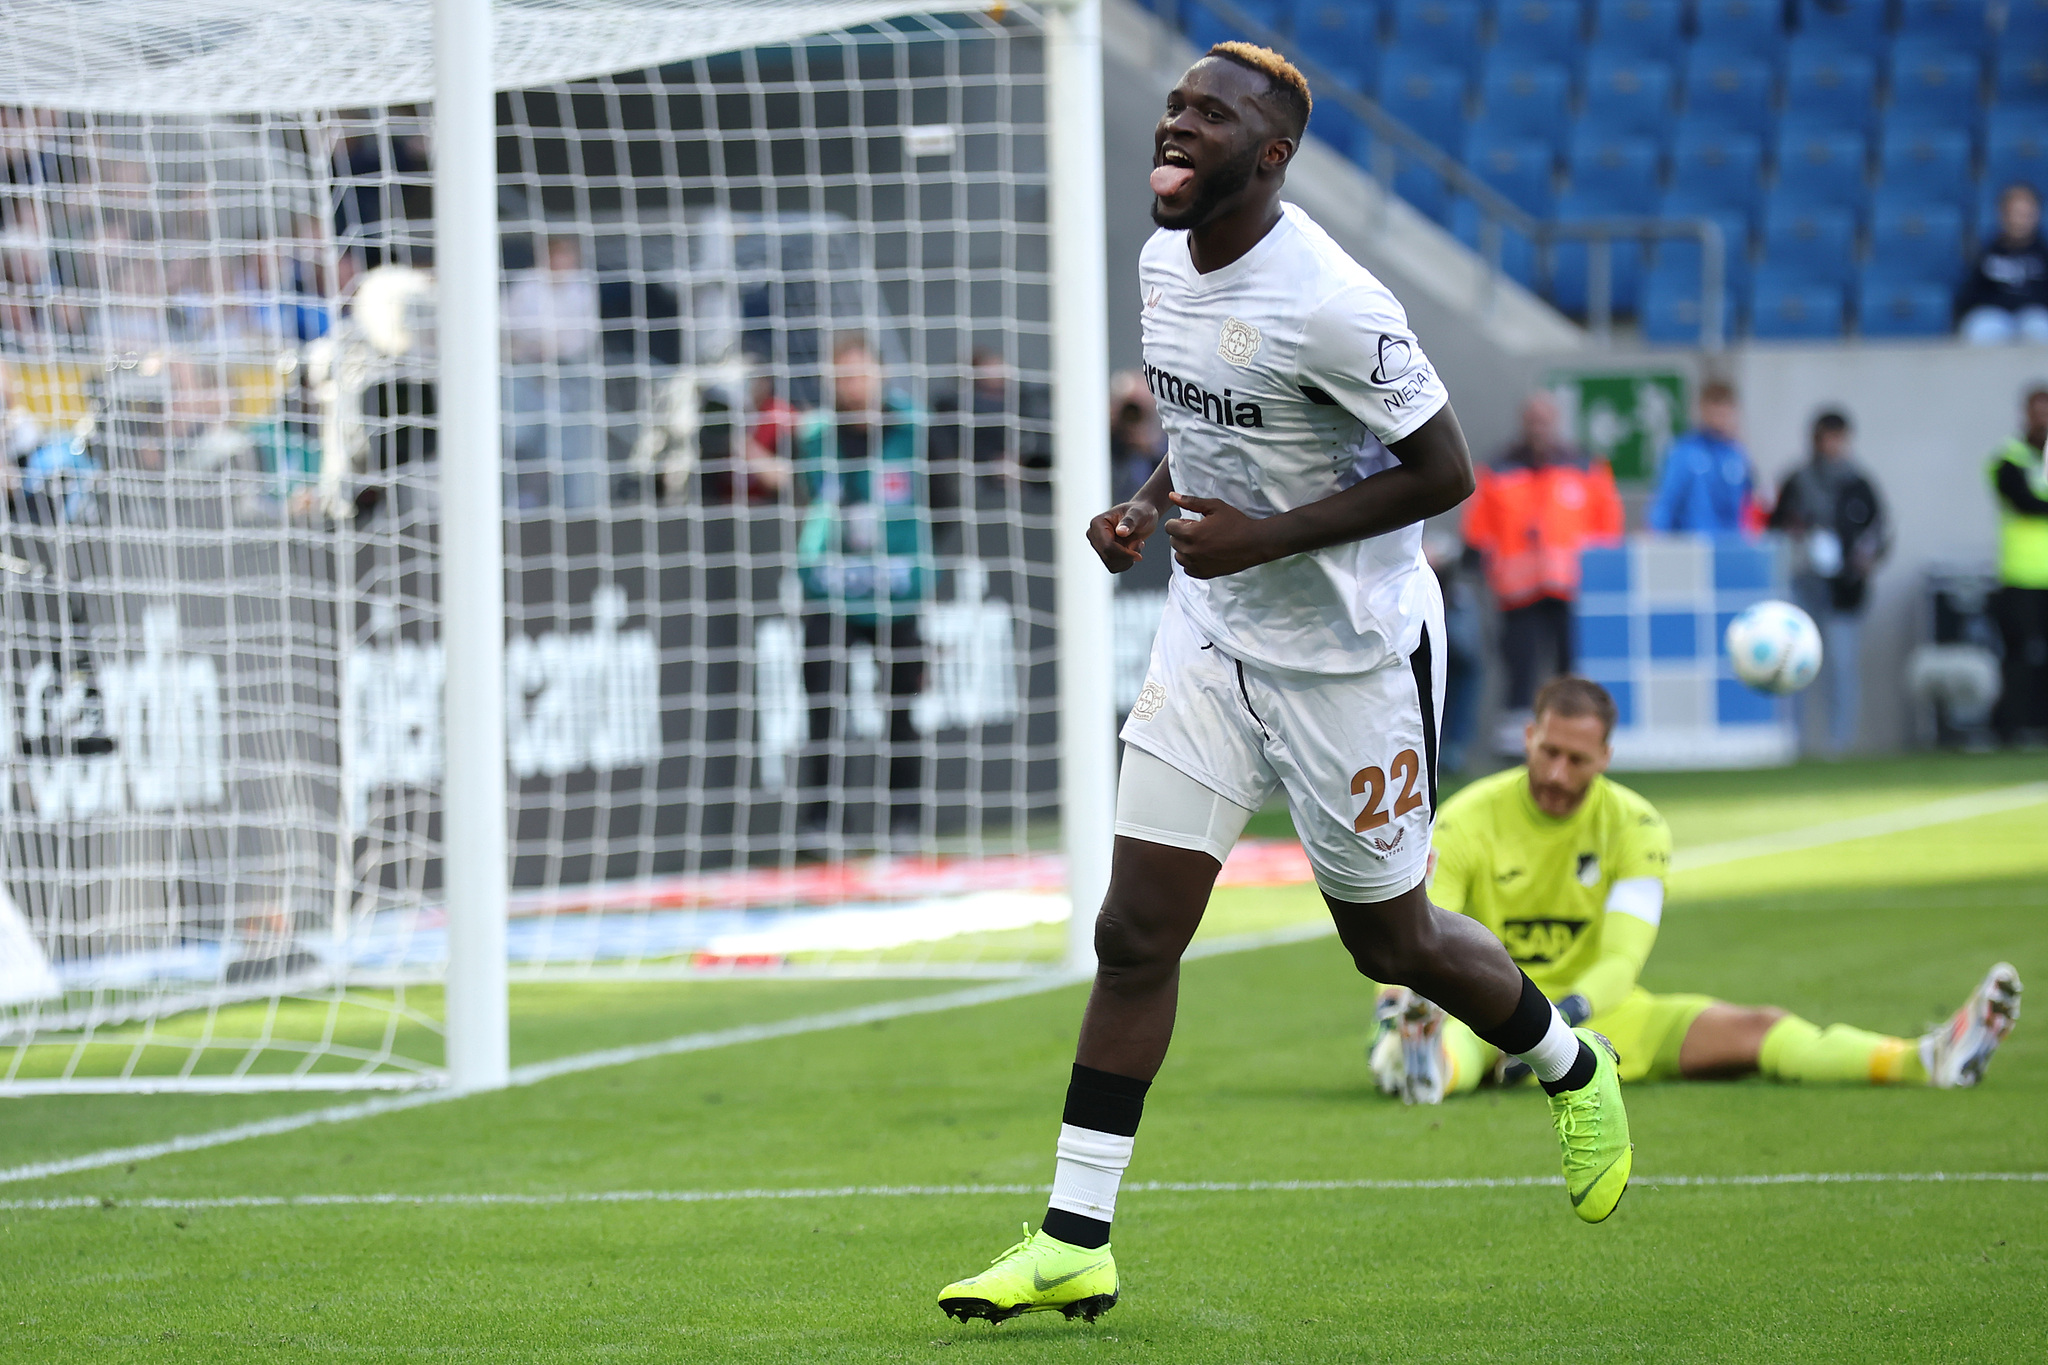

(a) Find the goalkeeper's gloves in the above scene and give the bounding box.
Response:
[1557,993,1593,1028]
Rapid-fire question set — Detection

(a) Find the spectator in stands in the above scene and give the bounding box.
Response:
[794,332,930,845]
[1648,379,1756,535]
[1768,410,1890,756]
[930,346,1051,501]
[1108,369,1167,504]
[1957,184,2048,346]
[1989,385,2048,746]
[503,234,603,510]
[1463,391,1624,743]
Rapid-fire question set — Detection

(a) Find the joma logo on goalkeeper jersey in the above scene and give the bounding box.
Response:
[1143,363,1264,428]
[1500,918,1588,964]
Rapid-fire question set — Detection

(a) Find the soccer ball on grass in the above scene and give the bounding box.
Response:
[1724,600,1823,695]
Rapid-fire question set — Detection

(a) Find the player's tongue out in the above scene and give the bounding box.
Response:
[1149,164,1193,197]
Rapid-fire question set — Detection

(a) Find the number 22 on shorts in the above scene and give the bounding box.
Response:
[1352,749,1425,833]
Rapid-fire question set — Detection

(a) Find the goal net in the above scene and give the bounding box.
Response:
[0,0,1099,1093]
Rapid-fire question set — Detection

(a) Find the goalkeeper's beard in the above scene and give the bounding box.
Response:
[1150,140,1260,231]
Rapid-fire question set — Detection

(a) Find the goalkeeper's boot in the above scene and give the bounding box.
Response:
[1548,1029,1632,1224]
[1395,991,1452,1106]
[938,1225,1118,1324]
[1923,962,2023,1089]
[1368,986,1407,1096]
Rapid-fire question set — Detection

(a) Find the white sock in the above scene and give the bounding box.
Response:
[1047,1124,1135,1223]
[1518,1007,1582,1084]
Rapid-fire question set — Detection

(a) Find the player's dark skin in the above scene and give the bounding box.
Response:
[1072,57,1523,1083]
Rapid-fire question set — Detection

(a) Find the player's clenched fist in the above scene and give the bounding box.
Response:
[1087,498,1160,573]
[1163,493,1274,579]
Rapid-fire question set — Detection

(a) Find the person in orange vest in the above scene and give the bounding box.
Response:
[1463,392,1625,737]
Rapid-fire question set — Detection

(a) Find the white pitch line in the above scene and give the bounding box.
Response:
[1671,781,2048,873]
[3,1170,2043,1212]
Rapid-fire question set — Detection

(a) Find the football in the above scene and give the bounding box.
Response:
[1725,599,1824,695]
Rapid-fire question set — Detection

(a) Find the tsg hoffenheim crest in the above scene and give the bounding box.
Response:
[1216,317,1261,368]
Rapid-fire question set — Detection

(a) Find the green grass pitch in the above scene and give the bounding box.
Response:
[3,754,2044,1362]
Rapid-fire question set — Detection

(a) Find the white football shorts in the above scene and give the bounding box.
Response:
[1116,591,1445,904]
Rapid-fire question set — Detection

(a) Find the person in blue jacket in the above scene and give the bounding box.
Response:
[1648,379,1756,534]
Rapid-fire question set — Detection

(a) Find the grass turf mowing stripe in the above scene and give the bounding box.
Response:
[1670,781,2048,873]
[4,1171,2044,1211]
[0,922,1336,1188]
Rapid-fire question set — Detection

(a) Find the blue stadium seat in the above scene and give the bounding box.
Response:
[1986,114,2048,200]
[1668,129,1766,215]
[1749,270,1848,337]
[1770,129,1870,211]
[1451,200,1542,287]
[1792,0,1887,58]
[1894,0,1992,57]
[1761,201,1858,285]
[1380,60,1469,151]
[1857,267,1954,335]
[1641,261,1738,342]
[1993,51,2048,111]
[1782,44,1879,134]
[1878,124,1974,203]
[1390,0,1484,73]
[1549,199,1649,312]
[1582,56,1677,139]
[1868,198,1965,282]
[1491,0,1584,68]
[1295,1,1383,92]
[1564,129,1662,210]
[1590,0,1684,65]
[1312,102,1372,161]
[2009,0,2048,46]
[1655,192,1754,290]
[1465,133,1558,214]
[1692,0,1785,63]
[1681,51,1776,138]
[1475,59,1574,153]
[1887,44,1987,132]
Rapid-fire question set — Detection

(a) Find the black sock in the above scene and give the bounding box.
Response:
[1041,1064,1150,1250]
[1541,1044,1599,1096]
[1473,972,1555,1055]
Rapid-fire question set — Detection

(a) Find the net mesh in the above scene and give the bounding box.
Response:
[0,2,1071,1091]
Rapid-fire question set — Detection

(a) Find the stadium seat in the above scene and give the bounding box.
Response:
[1749,270,1848,337]
[1655,192,1753,291]
[1491,0,1584,69]
[1857,266,1953,335]
[1668,129,1766,215]
[1582,56,1677,140]
[1295,1,1383,93]
[1792,0,1887,58]
[2008,0,2048,46]
[1887,44,1987,132]
[1894,0,1992,58]
[1548,203,1649,314]
[1590,0,1684,65]
[1450,199,1542,287]
[1868,198,1965,282]
[1680,51,1776,138]
[1878,124,1974,203]
[1475,59,1574,153]
[1761,201,1858,286]
[1782,45,1879,134]
[1380,60,1469,152]
[1313,102,1372,161]
[1640,261,1738,343]
[1564,130,1662,211]
[1770,129,1870,212]
[1986,114,2048,201]
[1389,0,1484,73]
[1465,133,1558,214]
[1993,51,2048,111]
[1692,0,1785,63]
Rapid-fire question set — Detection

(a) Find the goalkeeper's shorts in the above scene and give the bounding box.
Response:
[1586,988,1719,1083]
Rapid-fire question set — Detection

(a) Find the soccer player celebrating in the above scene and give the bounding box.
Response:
[1372,676,2023,1104]
[937,44,1633,1326]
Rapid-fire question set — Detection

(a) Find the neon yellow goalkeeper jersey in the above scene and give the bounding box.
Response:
[1428,768,1671,1002]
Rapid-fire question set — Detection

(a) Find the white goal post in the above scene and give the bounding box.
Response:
[0,0,1113,1093]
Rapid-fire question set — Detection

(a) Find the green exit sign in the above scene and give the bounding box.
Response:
[1544,370,1690,484]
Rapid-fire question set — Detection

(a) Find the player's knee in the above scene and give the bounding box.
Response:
[1091,902,1177,990]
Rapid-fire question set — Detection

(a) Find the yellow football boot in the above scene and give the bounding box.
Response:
[938,1224,1119,1324]
[1549,1028,1633,1223]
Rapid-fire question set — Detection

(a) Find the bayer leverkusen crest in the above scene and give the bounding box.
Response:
[1216,317,1261,368]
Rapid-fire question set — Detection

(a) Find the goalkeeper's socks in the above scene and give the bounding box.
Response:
[1475,972,1598,1094]
[1040,1064,1149,1249]
[1759,1016,1926,1085]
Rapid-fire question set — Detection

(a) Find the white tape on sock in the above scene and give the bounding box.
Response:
[1047,1123,1136,1221]
[1520,1007,1581,1083]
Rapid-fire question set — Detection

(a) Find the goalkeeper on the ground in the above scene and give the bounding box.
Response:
[1372,676,2022,1103]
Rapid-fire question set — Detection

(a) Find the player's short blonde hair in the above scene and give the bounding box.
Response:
[1205,41,1312,136]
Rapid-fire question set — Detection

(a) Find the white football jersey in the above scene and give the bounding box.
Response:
[1138,202,1449,675]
